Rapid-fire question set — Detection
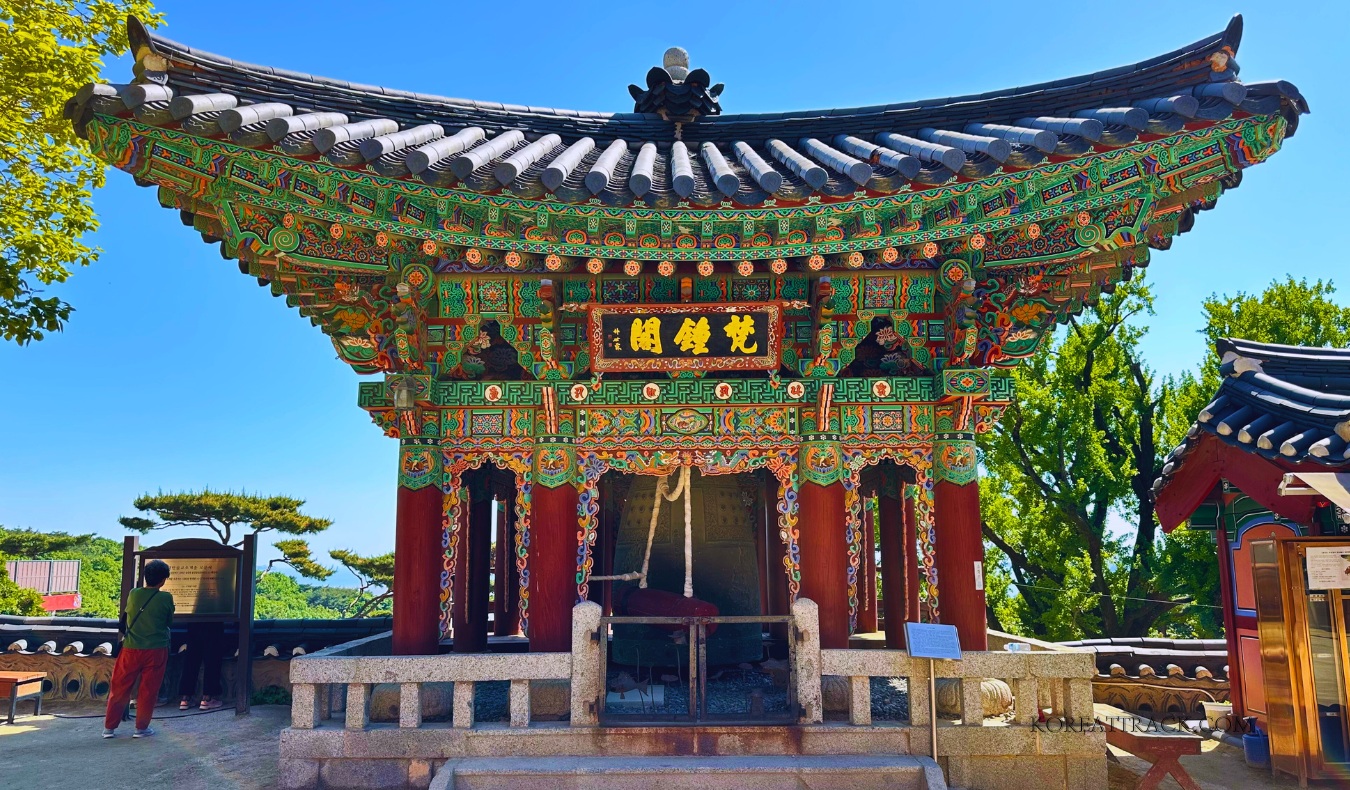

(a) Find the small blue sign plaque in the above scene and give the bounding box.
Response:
[905,622,962,660]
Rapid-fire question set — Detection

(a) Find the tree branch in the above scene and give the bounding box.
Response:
[347,592,393,620]
[983,521,1056,580]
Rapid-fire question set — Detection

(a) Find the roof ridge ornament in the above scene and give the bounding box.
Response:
[629,47,724,123]
[127,16,169,86]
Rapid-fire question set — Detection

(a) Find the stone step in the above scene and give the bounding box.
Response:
[432,754,947,790]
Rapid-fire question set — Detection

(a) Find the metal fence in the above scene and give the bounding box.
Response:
[597,614,797,726]
[5,560,80,594]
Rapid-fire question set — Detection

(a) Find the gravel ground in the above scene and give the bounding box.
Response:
[471,680,510,722]
[604,666,792,718]
[870,676,910,721]
[600,668,914,721]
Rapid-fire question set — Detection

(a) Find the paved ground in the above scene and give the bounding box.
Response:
[0,703,286,789]
[1108,739,1302,790]
[2,703,1299,790]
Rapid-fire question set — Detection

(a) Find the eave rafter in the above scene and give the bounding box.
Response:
[69,15,1304,380]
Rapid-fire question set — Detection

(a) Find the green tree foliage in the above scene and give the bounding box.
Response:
[1196,276,1350,386]
[251,570,390,620]
[0,525,92,556]
[0,567,44,616]
[119,490,331,545]
[269,538,335,581]
[0,2,162,343]
[119,489,333,580]
[982,276,1350,641]
[329,549,394,618]
[980,281,1218,640]
[252,571,341,620]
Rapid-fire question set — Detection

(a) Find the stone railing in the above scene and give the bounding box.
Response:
[287,602,601,732]
[793,599,1095,729]
[280,599,1103,789]
[792,598,1105,789]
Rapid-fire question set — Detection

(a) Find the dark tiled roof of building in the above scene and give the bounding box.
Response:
[1154,339,1350,499]
[1058,637,1229,679]
[67,15,1307,209]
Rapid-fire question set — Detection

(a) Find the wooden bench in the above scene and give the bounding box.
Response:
[0,671,45,724]
[1094,702,1203,790]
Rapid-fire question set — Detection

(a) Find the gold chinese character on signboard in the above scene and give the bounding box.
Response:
[630,317,663,354]
[673,317,710,355]
[724,314,758,354]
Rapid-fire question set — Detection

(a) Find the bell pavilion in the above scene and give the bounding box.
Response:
[69,16,1305,665]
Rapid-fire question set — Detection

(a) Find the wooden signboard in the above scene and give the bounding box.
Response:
[121,535,256,715]
[587,302,783,373]
[158,557,238,616]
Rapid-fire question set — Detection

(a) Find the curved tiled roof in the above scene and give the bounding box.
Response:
[1154,340,1350,500]
[70,15,1307,210]
[1058,637,1229,680]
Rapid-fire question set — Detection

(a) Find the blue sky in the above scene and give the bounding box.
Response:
[1,1,1344,577]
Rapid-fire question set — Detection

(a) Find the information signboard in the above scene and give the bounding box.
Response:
[1305,546,1350,590]
[122,536,257,715]
[158,557,239,615]
[905,622,963,660]
[587,303,783,373]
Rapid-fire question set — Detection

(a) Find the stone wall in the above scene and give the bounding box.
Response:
[0,650,294,704]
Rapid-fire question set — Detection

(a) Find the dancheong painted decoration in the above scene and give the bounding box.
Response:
[69,15,1307,656]
[587,303,788,373]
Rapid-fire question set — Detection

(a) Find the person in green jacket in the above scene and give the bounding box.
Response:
[103,559,175,738]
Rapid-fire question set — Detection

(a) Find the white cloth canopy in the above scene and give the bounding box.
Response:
[1280,473,1350,512]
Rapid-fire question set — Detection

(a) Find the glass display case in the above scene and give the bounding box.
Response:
[1252,537,1350,784]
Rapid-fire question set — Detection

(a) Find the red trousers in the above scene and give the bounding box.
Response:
[104,646,169,730]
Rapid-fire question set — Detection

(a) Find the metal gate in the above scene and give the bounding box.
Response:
[597,614,796,726]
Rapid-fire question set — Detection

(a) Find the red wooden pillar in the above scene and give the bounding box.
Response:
[763,474,791,641]
[754,475,770,615]
[496,494,522,636]
[933,438,987,650]
[393,475,444,656]
[468,474,493,648]
[453,469,492,652]
[529,479,579,652]
[1215,514,1245,718]
[857,493,879,633]
[493,497,507,634]
[797,473,851,649]
[902,488,921,624]
[590,475,611,607]
[877,475,909,649]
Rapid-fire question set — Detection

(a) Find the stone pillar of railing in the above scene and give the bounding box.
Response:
[848,675,871,726]
[908,659,931,733]
[1068,677,1094,721]
[346,683,370,730]
[1012,676,1039,725]
[399,682,422,729]
[570,600,602,726]
[959,677,985,726]
[792,597,823,724]
[453,681,475,728]
[291,683,322,729]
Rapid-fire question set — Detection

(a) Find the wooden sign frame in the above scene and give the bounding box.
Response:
[586,302,784,373]
[121,535,257,715]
